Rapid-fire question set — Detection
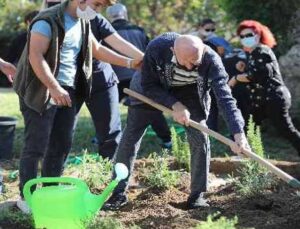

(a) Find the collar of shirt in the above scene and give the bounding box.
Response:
[171,55,177,64]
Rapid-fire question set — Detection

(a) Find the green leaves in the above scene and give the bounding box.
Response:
[171,127,191,172]
[233,116,277,197]
[143,152,180,190]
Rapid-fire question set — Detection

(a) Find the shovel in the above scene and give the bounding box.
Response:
[124,88,300,188]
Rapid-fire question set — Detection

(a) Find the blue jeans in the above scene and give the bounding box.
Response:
[19,88,78,197]
[76,84,122,159]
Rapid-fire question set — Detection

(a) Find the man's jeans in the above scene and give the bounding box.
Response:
[113,98,209,196]
[19,88,78,197]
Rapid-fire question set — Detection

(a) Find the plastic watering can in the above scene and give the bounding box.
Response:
[23,163,128,229]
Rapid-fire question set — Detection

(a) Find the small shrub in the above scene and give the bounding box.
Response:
[195,212,238,229]
[65,150,113,191]
[233,116,276,197]
[86,216,140,229]
[171,127,191,171]
[143,152,180,190]
[0,209,34,229]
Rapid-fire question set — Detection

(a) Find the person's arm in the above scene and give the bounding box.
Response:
[208,54,249,153]
[104,33,144,60]
[92,35,142,69]
[29,32,71,107]
[228,72,250,87]
[0,58,16,83]
[229,48,274,87]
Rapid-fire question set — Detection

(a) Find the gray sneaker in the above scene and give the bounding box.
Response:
[187,192,209,209]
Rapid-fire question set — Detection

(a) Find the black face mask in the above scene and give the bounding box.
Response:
[174,56,197,71]
[47,2,60,8]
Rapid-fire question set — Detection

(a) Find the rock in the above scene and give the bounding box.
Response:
[279,44,300,113]
[279,10,300,114]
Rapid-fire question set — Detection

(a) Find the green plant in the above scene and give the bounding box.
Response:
[65,150,113,191]
[86,216,140,229]
[195,212,238,229]
[143,152,180,190]
[0,209,34,229]
[233,116,276,197]
[171,127,190,171]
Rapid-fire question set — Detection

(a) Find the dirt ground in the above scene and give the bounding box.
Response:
[101,160,300,229]
[1,159,300,229]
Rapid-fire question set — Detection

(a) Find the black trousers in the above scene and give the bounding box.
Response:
[245,86,300,155]
[75,84,122,160]
[19,88,79,197]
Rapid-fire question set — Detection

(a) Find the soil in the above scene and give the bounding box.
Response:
[1,158,300,229]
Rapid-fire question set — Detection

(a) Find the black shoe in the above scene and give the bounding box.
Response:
[102,193,128,211]
[187,192,209,209]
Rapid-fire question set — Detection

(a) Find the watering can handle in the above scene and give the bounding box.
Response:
[23,177,88,207]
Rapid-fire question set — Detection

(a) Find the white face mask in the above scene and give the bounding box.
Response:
[241,35,259,48]
[76,5,98,20]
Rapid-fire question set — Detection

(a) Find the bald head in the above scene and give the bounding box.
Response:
[173,35,204,70]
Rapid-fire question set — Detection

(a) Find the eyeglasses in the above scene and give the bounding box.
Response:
[240,33,255,39]
[205,28,215,32]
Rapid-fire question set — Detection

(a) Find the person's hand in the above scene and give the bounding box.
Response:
[48,85,72,107]
[231,132,251,155]
[228,77,238,88]
[235,61,246,72]
[131,59,143,70]
[172,102,190,126]
[0,60,16,83]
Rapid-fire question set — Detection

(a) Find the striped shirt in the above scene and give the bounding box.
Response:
[170,56,198,86]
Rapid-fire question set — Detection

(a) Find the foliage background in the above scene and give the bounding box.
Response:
[0,0,299,56]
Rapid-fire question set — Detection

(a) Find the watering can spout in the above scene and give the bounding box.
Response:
[87,163,129,214]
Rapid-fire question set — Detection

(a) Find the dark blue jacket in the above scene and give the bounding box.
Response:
[109,19,148,81]
[90,15,119,89]
[141,32,245,134]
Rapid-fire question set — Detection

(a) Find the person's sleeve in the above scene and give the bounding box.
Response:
[246,48,274,84]
[31,20,52,38]
[95,14,116,40]
[141,50,178,108]
[209,54,245,134]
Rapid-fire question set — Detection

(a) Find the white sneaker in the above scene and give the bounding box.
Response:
[16,199,31,214]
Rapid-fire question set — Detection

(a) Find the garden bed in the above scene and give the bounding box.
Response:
[1,158,300,229]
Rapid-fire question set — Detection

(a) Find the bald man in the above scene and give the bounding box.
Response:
[104,32,249,210]
[142,33,249,207]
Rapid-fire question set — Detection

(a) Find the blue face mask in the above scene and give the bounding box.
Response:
[241,36,258,48]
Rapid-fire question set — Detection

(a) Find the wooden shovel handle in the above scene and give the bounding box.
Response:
[124,88,300,188]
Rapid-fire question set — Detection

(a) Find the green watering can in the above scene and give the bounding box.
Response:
[23,163,128,229]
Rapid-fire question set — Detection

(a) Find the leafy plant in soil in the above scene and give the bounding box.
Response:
[233,116,276,197]
[143,152,180,190]
[171,127,191,171]
[0,208,34,229]
[66,150,113,192]
[195,212,238,229]
[86,216,140,229]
